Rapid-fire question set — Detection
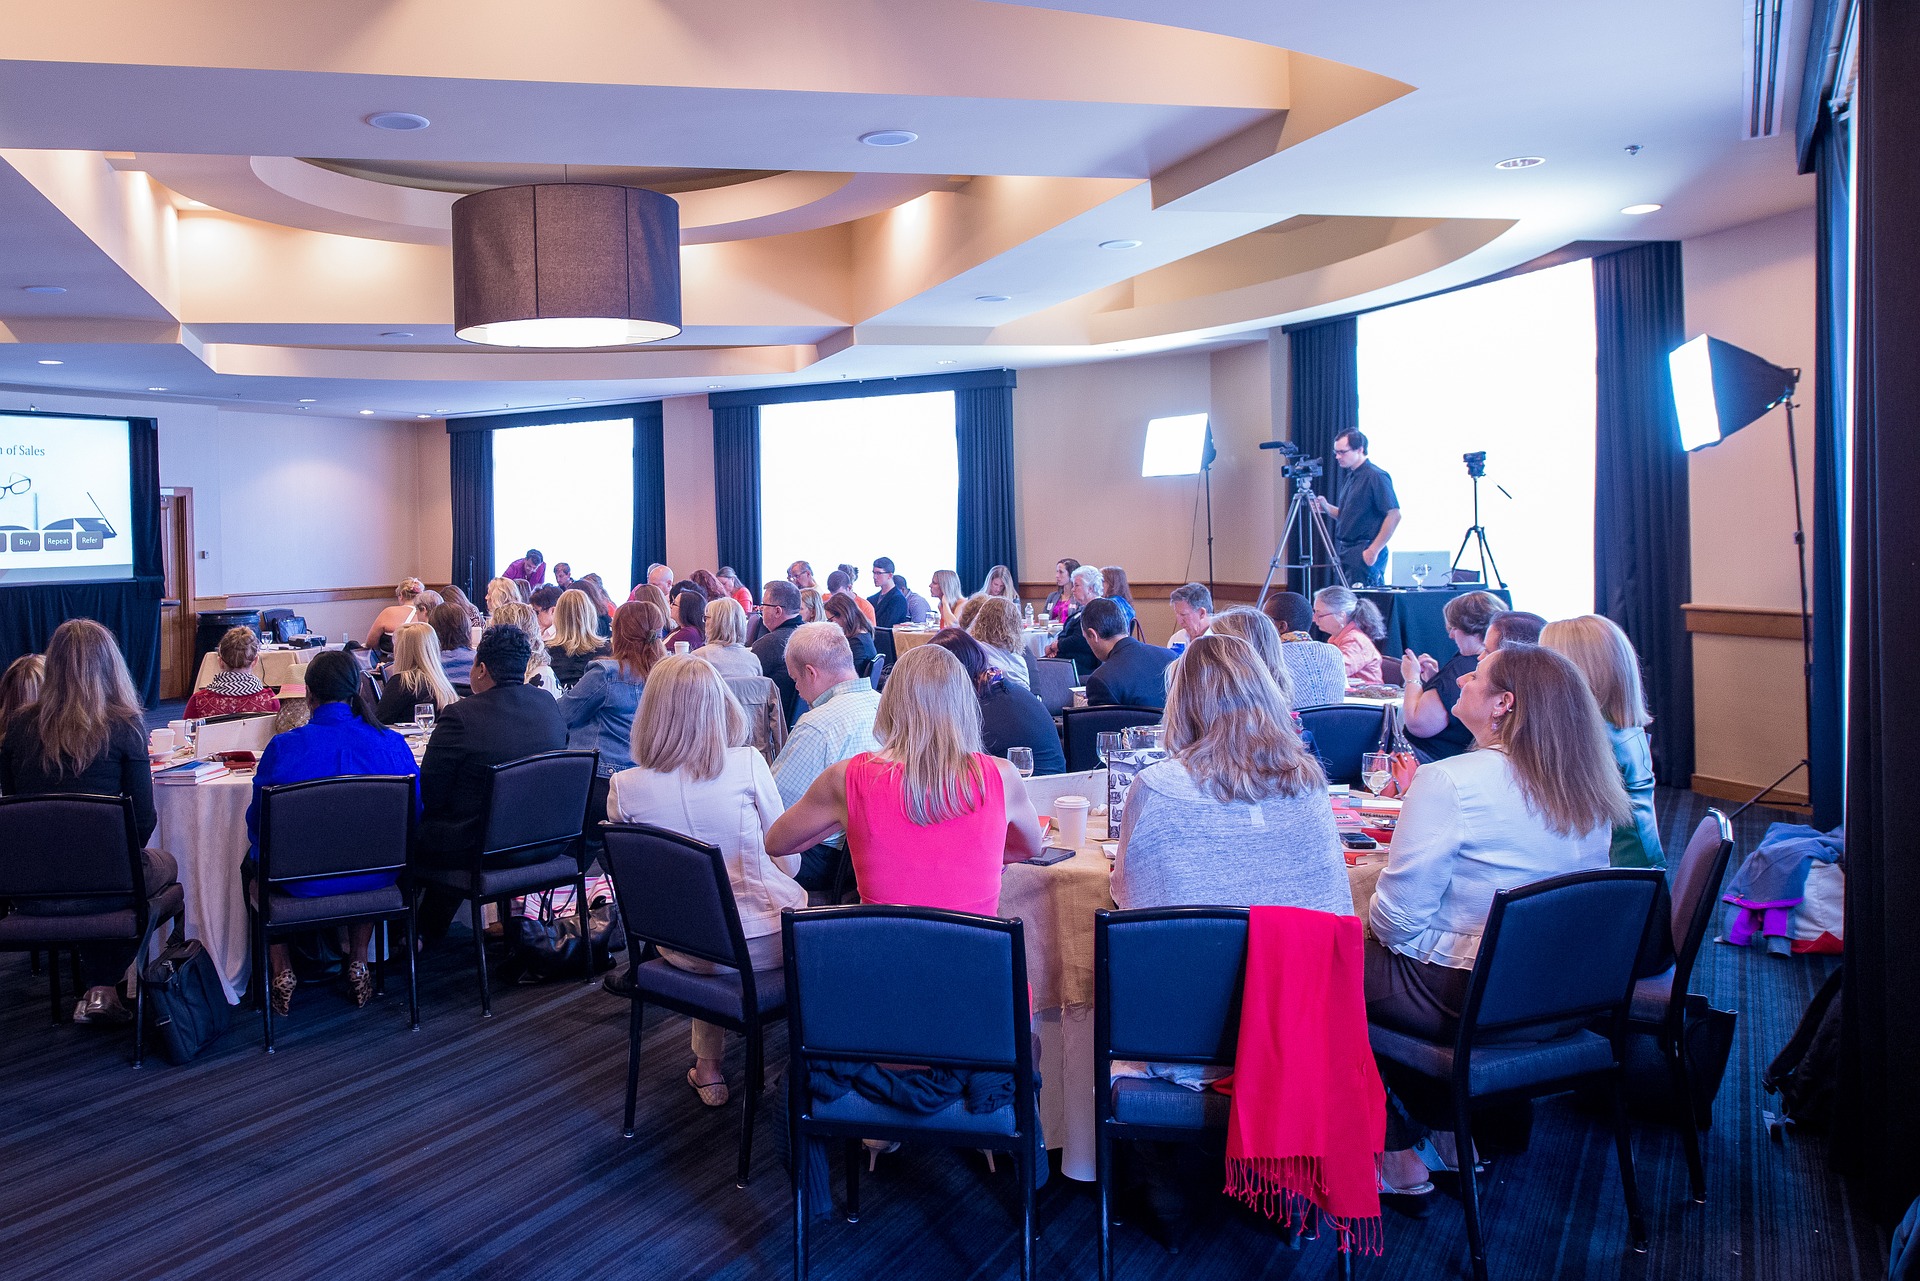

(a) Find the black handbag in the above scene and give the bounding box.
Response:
[143,939,233,1065]
[503,888,624,983]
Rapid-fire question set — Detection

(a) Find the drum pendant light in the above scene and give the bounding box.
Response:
[452,184,682,347]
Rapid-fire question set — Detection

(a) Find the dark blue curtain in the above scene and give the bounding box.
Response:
[956,382,1018,590]
[1284,318,1358,594]
[1591,243,1694,786]
[448,428,493,605]
[1839,0,1920,1226]
[711,404,761,596]
[0,416,162,704]
[1809,112,1851,829]
[629,402,666,589]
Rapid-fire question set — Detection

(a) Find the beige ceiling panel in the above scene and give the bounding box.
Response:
[198,341,815,381]
[1,148,179,313]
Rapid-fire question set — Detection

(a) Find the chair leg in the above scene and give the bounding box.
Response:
[579,875,595,983]
[404,908,421,1031]
[1609,1072,1650,1251]
[30,948,43,976]
[132,968,147,1069]
[1663,1032,1706,1203]
[1454,1099,1487,1281]
[1097,1123,1113,1281]
[739,1024,764,1188]
[260,923,275,1053]
[47,950,62,1025]
[473,899,493,1018]
[623,997,645,1138]
[1017,1136,1035,1281]
[374,919,388,998]
[794,1134,811,1281]
[844,1138,862,1224]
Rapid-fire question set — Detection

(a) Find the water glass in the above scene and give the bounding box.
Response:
[415,703,437,732]
[1008,746,1035,778]
[1361,751,1392,795]
[1095,731,1123,767]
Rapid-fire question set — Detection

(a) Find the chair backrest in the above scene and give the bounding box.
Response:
[602,823,748,970]
[1667,809,1735,994]
[867,652,886,691]
[784,906,1029,1071]
[724,674,787,760]
[0,794,141,901]
[1296,705,1387,784]
[478,749,598,861]
[1464,868,1665,1038]
[875,627,899,665]
[1031,657,1077,715]
[1096,908,1247,1064]
[1060,705,1162,773]
[359,671,383,707]
[259,776,415,890]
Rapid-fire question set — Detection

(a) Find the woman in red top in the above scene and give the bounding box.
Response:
[184,627,281,720]
[768,643,1042,914]
[1312,585,1386,684]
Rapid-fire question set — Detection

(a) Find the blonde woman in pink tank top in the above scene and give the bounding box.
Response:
[768,645,1043,914]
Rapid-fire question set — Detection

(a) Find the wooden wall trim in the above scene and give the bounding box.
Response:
[1018,580,1266,604]
[1682,603,1807,640]
[189,585,396,613]
[1691,772,1811,810]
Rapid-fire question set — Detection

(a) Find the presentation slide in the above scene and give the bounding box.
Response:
[0,414,135,587]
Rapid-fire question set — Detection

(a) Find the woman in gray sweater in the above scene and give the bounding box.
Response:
[1112,633,1351,915]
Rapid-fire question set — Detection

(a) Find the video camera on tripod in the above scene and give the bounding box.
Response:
[1259,439,1324,482]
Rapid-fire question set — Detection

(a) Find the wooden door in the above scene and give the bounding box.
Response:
[157,489,194,700]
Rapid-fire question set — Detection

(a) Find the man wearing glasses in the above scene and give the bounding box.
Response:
[787,560,817,590]
[1315,429,1401,588]
[751,580,806,724]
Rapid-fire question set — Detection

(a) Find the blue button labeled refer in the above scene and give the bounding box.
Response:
[76,530,104,550]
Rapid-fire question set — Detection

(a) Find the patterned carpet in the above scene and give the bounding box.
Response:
[0,788,1885,1280]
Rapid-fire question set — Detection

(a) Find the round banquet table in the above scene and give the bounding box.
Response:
[1003,771,1389,1181]
[193,642,343,692]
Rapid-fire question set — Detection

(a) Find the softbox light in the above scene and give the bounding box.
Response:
[1142,413,1210,476]
[1668,334,1799,451]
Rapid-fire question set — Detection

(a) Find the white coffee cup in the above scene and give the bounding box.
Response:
[169,719,191,747]
[149,728,175,755]
[674,641,691,656]
[1053,795,1090,847]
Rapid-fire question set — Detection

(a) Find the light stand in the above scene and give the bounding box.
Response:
[1202,424,1218,591]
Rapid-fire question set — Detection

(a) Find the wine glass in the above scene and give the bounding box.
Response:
[1361,751,1392,795]
[415,703,436,733]
[1411,561,1429,588]
[1095,731,1123,767]
[1008,746,1035,779]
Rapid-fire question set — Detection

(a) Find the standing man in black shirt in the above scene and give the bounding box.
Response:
[1315,429,1401,587]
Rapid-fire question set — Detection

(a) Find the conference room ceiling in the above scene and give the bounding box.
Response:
[0,0,1815,419]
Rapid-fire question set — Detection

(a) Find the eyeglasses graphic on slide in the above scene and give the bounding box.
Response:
[0,473,29,496]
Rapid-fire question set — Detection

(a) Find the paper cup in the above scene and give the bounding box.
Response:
[674,641,691,655]
[1053,794,1090,846]
[148,728,175,755]
[169,719,190,746]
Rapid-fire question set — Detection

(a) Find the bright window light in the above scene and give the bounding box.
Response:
[492,418,635,598]
[1358,260,1597,623]
[1668,335,1723,451]
[760,391,958,593]
[1141,413,1209,476]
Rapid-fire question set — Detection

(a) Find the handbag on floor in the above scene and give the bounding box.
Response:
[143,939,232,1065]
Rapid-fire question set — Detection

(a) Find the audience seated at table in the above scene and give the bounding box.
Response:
[642,564,674,599]
[552,562,573,590]
[1102,565,1141,635]
[785,560,818,591]
[185,626,283,721]
[965,596,1031,687]
[376,623,459,725]
[485,577,521,616]
[752,581,805,723]
[627,582,672,632]
[770,622,882,894]
[545,590,610,689]
[823,591,877,675]
[0,653,44,734]
[867,557,913,629]
[1044,557,1081,622]
[428,603,477,686]
[928,569,964,629]
[439,583,485,631]
[929,628,1064,777]
[560,601,663,787]
[488,601,560,694]
[1205,607,1319,758]
[415,625,569,940]
[1368,644,1626,1197]
[607,654,805,1107]
[1113,633,1349,913]
[954,594,987,632]
[1082,599,1176,710]
[1166,581,1212,649]
[504,548,546,587]
[412,589,444,618]
[245,650,422,1015]
[768,644,1042,916]
[1543,614,1664,869]
[1399,590,1505,761]
[575,574,618,638]
[826,568,876,627]
[981,563,1021,606]
[1256,592,1348,709]
[667,589,708,652]
[0,619,174,1024]
[1485,609,1545,650]
[1045,563,1104,677]
[1313,585,1386,683]
[529,585,562,640]
[364,578,427,654]
[693,598,763,680]
[716,566,754,612]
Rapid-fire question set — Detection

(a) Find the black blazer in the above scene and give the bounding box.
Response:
[869,585,911,630]
[417,681,568,858]
[1085,637,1177,711]
[980,679,1067,775]
[751,618,802,724]
[1051,607,1097,680]
[0,717,156,846]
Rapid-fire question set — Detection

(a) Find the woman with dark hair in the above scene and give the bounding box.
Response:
[1045,558,1082,621]
[574,573,618,637]
[928,627,1064,776]
[439,584,485,630]
[691,568,729,607]
[244,649,421,1015]
[824,590,877,674]
[1,618,174,1023]
[428,602,477,685]
[827,569,876,627]
[560,600,665,778]
[1399,590,1505,761]
[667,589,708,652]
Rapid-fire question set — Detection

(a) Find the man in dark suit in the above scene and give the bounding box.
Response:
[752,579,804,723]
[416,624,569,937]
[1046,563,1104,679]
[1082,598,1176,710]
[868,556,912,629]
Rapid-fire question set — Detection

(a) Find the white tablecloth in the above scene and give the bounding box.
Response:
[151,772,255,1002]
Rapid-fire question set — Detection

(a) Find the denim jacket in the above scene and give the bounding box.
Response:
[559,658,645,775]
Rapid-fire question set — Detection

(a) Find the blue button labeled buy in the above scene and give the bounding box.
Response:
[10,532,39,552]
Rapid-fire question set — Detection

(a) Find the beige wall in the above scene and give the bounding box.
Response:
[664,395,719,578]
[1682,206,1818,800]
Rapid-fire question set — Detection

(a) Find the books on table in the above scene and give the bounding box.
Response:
[154,758,231,785]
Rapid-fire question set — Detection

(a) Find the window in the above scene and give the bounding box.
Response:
[759,391,958,593]
[1357,259,1597,622]
[492,418,634,598]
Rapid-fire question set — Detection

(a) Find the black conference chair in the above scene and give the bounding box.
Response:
[410,749,599,1016]
[1369,868,1666,1281]
[874,627,899,671]
[251,775,418,1052]
[784,905,1041,1281]
[865,653,885,692]
[0,794,185,1067]
[1060,706,1161,773]
[1628,809,1736,1203]
[1297,705,1387,785]
[601,823,787,1188]
[1030,657,1077,716]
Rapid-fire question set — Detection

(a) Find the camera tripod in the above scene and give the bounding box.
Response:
[1257,473,1349,606]
[1450,471,1506,589]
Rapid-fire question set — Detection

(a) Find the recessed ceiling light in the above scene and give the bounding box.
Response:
[366,111,431,131]
[36,359,62,366]
[1494,156,1547,170]
[297,397,317,403]
[380,330,415,339]
[1099,239,1143,251]
[1621,203,1663,215]
[147,386,167,392]
[566,396,584,401]
[975,294,1011,303]
[435,409,449,414]
[21,285,66,295]
[416,413,431,419]
[859,129,918,147]
[707,385,720,390]
[359,409,375,415]
[936,360,956,366]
